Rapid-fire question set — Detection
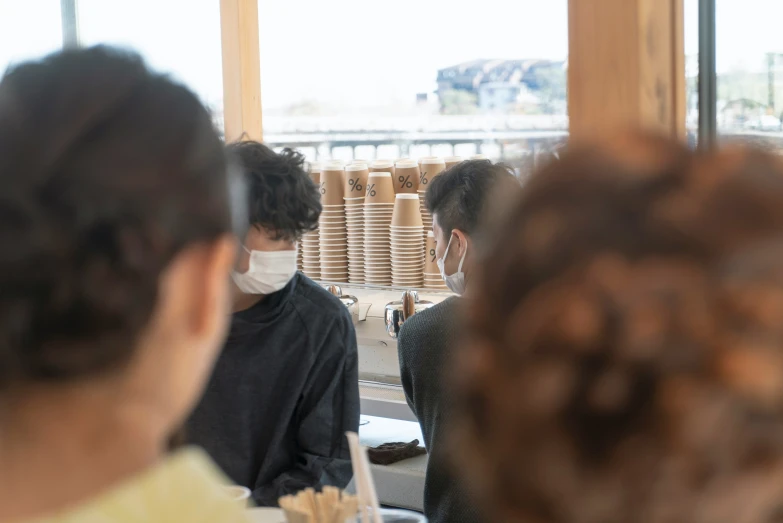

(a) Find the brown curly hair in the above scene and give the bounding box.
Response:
[454,132,783,523]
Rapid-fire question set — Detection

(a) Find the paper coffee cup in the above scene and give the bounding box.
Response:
[309,168,321,189]
[365,172,396,204]
[425,231,439,273]
[344,163,370,199]
[392,263,426,270]
[419,157,446,188]
[391,249,426,257]
[321,166,345,206]
[392,194,423,227]
[394,160,420,194]
[370,160,395,177]
[444,156,463,169]
[392,276,424,283]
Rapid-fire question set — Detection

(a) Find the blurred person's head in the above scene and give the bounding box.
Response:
[0,45,237,475]
[425,160,516,294]
[454,132,783,523]
[227,141,320,296]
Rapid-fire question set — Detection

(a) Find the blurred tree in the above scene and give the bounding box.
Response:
[526,64,567,114]
[439,89,478,115]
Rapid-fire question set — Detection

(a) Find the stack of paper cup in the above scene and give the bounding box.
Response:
[393,159,420,195]
[423,231,448,290]
[363,172,396,286]
[301,164,322,280]
[444,156,464,169]
[319,163,348,282]
[418,157,446,238]
[390,193,424,287]
[345,163,369,284]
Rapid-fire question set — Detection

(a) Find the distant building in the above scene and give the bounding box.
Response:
[437,59,566,114]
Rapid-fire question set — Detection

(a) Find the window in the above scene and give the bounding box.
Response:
[77,0,224,126]
[685,0,699,143]
[0,0,62,74]
[715,0,783,146]
[258,0,568,173]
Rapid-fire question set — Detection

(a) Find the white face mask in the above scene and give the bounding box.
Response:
[231,246,298,295]
[437,233,467,295]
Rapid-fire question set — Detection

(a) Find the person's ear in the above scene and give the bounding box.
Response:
[188,234,238,339]
[452,229,469,258]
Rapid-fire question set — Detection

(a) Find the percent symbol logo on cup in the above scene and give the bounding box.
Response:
[319,183,326,195]
[420,172,428,186]
[367,183,376,197]
[430,248,436,262]
[398,175,413,189]
[348,177,363,194]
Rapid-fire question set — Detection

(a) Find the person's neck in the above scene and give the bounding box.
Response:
[232,281,265,313]
[0,382,167,522]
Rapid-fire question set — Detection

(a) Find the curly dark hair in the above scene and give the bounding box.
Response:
[0,46,234,387]
[227,141,321,242]
[425,159,516,236]
[454,132,783,523]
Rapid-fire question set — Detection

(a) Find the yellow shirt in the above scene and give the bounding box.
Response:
[31,448,249,523]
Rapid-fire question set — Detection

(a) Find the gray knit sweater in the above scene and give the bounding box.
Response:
[398,297,483,523]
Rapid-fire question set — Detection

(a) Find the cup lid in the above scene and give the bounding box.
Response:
[395,159,418,168]
[420,157,446,165]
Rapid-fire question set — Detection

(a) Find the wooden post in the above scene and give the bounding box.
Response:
[568,0,685,139]
[220,0,262,142]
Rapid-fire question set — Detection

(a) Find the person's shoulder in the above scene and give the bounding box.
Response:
[291,273,353,324]
[399,296,460,346]
[404,296,460,328]
[43,448,247,523]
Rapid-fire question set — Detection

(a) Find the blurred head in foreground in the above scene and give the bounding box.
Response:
[0,46,238,517]
[455,132,783,523]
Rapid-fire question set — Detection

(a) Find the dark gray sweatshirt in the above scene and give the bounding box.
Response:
[398,297,483,523]
[187,272,360,506]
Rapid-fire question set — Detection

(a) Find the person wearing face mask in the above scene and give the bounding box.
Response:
[187,141,360,506]
[397,159,517,523]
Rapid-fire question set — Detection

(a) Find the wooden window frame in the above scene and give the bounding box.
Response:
[220,0,262,142]
[567,0,686,140]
